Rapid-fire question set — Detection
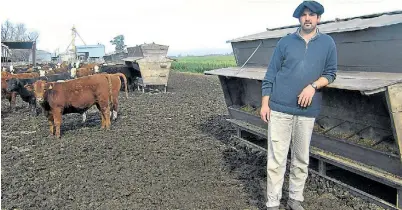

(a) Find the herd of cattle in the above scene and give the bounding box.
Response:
[1,62,141,138]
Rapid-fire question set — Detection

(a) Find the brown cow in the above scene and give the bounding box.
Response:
[32,74,113,138]
[75,68,94,78]
[81,63,98,69]
[6,72,40,79]
[105,73,128,120]
[80,72,128,122]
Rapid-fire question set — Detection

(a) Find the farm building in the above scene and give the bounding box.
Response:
[1,41,37,66]
[205,10,402,209]
[76,44,105,62]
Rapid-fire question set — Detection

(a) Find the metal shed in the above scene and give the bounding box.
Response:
[205,11,402,209]
[76,44,105,62]
[122,43,174,93]
[1,41,36,67]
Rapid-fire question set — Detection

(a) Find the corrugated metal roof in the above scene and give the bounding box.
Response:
[228,11,402,43]
[1,41,35,49]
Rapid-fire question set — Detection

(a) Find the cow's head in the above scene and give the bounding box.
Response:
[6,78,21,92]
[70,68,77,78]
[32,80,52,103]
[1,71,9,78]
[94,65,100,73]
[39,70,46,77]
[24,84,34,92]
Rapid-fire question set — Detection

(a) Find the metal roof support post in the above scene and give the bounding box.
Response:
[32,41,36,67]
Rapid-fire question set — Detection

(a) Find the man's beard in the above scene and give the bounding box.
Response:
[301,22,316,34]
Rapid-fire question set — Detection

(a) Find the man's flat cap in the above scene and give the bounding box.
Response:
[293,1,324,18]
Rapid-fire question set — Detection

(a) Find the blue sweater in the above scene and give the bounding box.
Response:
[262,29,337,117]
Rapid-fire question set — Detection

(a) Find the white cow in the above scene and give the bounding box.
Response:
[39,70,46,77]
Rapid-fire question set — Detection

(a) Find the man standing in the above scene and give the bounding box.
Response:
[260,1,337,209]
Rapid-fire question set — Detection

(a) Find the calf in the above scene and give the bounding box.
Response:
[81,73,128,122]
[6,78,38,115]
[76,68,94,78]
[5,72,40,79]
[109,73,129,120]
[32,74,113,138]
[2,72,40,111]
[8,72,72,89]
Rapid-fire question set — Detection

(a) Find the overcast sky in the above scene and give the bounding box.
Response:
[1,0,401,56]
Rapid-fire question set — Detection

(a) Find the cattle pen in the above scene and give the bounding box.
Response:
[2,11,402,210]
[205,11,402,210]
[3,70,392,210]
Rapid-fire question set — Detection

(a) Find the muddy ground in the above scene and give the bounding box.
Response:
[1,71,384,209]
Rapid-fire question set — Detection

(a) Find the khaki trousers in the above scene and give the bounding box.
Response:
[265,110,316,207]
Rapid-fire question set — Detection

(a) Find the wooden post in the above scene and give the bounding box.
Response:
[385,83,402,162]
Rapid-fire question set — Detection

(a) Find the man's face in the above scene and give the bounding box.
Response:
[299,8,321,33]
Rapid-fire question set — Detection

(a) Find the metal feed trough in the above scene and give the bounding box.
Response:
[205,11,402,209]
[122,43,174,93]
